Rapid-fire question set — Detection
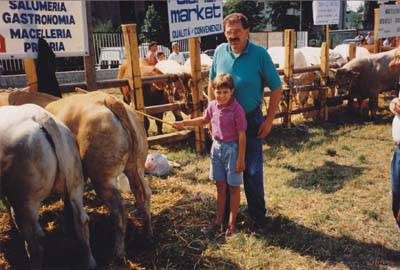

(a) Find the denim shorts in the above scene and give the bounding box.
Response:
[210,140,243,186]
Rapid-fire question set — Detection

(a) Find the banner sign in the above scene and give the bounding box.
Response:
[0,1,88,59]
[312,0,340,25]
[378,4,400,39]
[167,0,223,42]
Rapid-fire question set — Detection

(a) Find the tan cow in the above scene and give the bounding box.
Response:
[0,104,96,269]
[118,60,194,135]
[1,89,151,261]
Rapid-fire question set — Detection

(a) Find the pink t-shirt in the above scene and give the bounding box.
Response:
[203,98,247,142]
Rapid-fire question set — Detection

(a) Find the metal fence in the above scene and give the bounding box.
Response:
[0,58,24,75]
[93,32,124,65]
[0,32,191,74]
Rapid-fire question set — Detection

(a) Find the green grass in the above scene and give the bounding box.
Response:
[141,111,400,270]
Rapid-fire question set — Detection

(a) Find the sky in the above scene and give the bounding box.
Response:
[347,1,364,12]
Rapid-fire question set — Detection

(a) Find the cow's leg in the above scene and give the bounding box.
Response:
[13,201,44,270]
[155,113,163,135]
[347,97,355,114]
[65,187,96,269]
[124,165,152,237]
[63,197,75,236]
[172,110,183,121]
[368,95,378,119]
[92,179,127,260]
[4,199,19,231]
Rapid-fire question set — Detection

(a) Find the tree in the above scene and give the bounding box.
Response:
[267,1,313,31]
[93,19,115,33]
[363,1,378,30]
[139,4,164,43]
[223,0,265,31]
[346,11,363,29]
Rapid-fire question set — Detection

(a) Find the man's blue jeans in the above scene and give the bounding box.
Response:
[244,108,267,220]
[391,147,400,228]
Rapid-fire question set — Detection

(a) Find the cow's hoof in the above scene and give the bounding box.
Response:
[113,247,126,264]
[88,257,97,270]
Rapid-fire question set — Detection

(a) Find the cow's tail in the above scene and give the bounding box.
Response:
[32,113,69,195]
[104,96,150,201]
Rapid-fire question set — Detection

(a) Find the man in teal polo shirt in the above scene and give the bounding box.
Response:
[208,13,282,224]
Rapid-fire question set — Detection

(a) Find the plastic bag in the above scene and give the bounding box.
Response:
[145,153,171,176]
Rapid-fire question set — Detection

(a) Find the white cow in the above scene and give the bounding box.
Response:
[267,46,308,69]
[333,44,370,61]
[268,46,347,111]
[0,104,96,270]
[183,53,213,71]
[298,46,346,66]
[268,47,313,110]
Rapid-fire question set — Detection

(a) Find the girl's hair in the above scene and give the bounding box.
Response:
[212,74,234,90]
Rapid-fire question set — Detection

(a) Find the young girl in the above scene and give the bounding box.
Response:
[173,74,247,236]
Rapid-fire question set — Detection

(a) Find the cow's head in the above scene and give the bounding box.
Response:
[334,68,360,95]
[171,74,194,115]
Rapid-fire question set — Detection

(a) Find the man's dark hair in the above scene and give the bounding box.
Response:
[223,13,250,29]
[148,41,158,50]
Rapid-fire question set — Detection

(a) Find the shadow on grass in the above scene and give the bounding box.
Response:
[286,161,365,193]
[253,214,400,270]
[265,110,393,159]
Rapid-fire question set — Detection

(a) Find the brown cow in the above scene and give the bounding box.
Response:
[118,60,191,135]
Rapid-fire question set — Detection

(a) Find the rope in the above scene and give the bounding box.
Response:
[133,109,191,131]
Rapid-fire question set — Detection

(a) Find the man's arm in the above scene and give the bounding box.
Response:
[257,88,282,139]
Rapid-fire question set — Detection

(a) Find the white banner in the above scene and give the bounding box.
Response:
[167,0,223,42]
[0,0,88,59]
[312,0,340,25]
[378,4,400,39]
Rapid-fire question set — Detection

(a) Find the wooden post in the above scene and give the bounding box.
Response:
[23,58,38,92]
[325,25,330,48]
[189,37,206,154]
[283,29,295,128]
[397,1,400,47]
[83,1,97,90]
[121,24,144,118]
[348,42,356,61]
[320,42,329,120]
[374,8,380,53]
